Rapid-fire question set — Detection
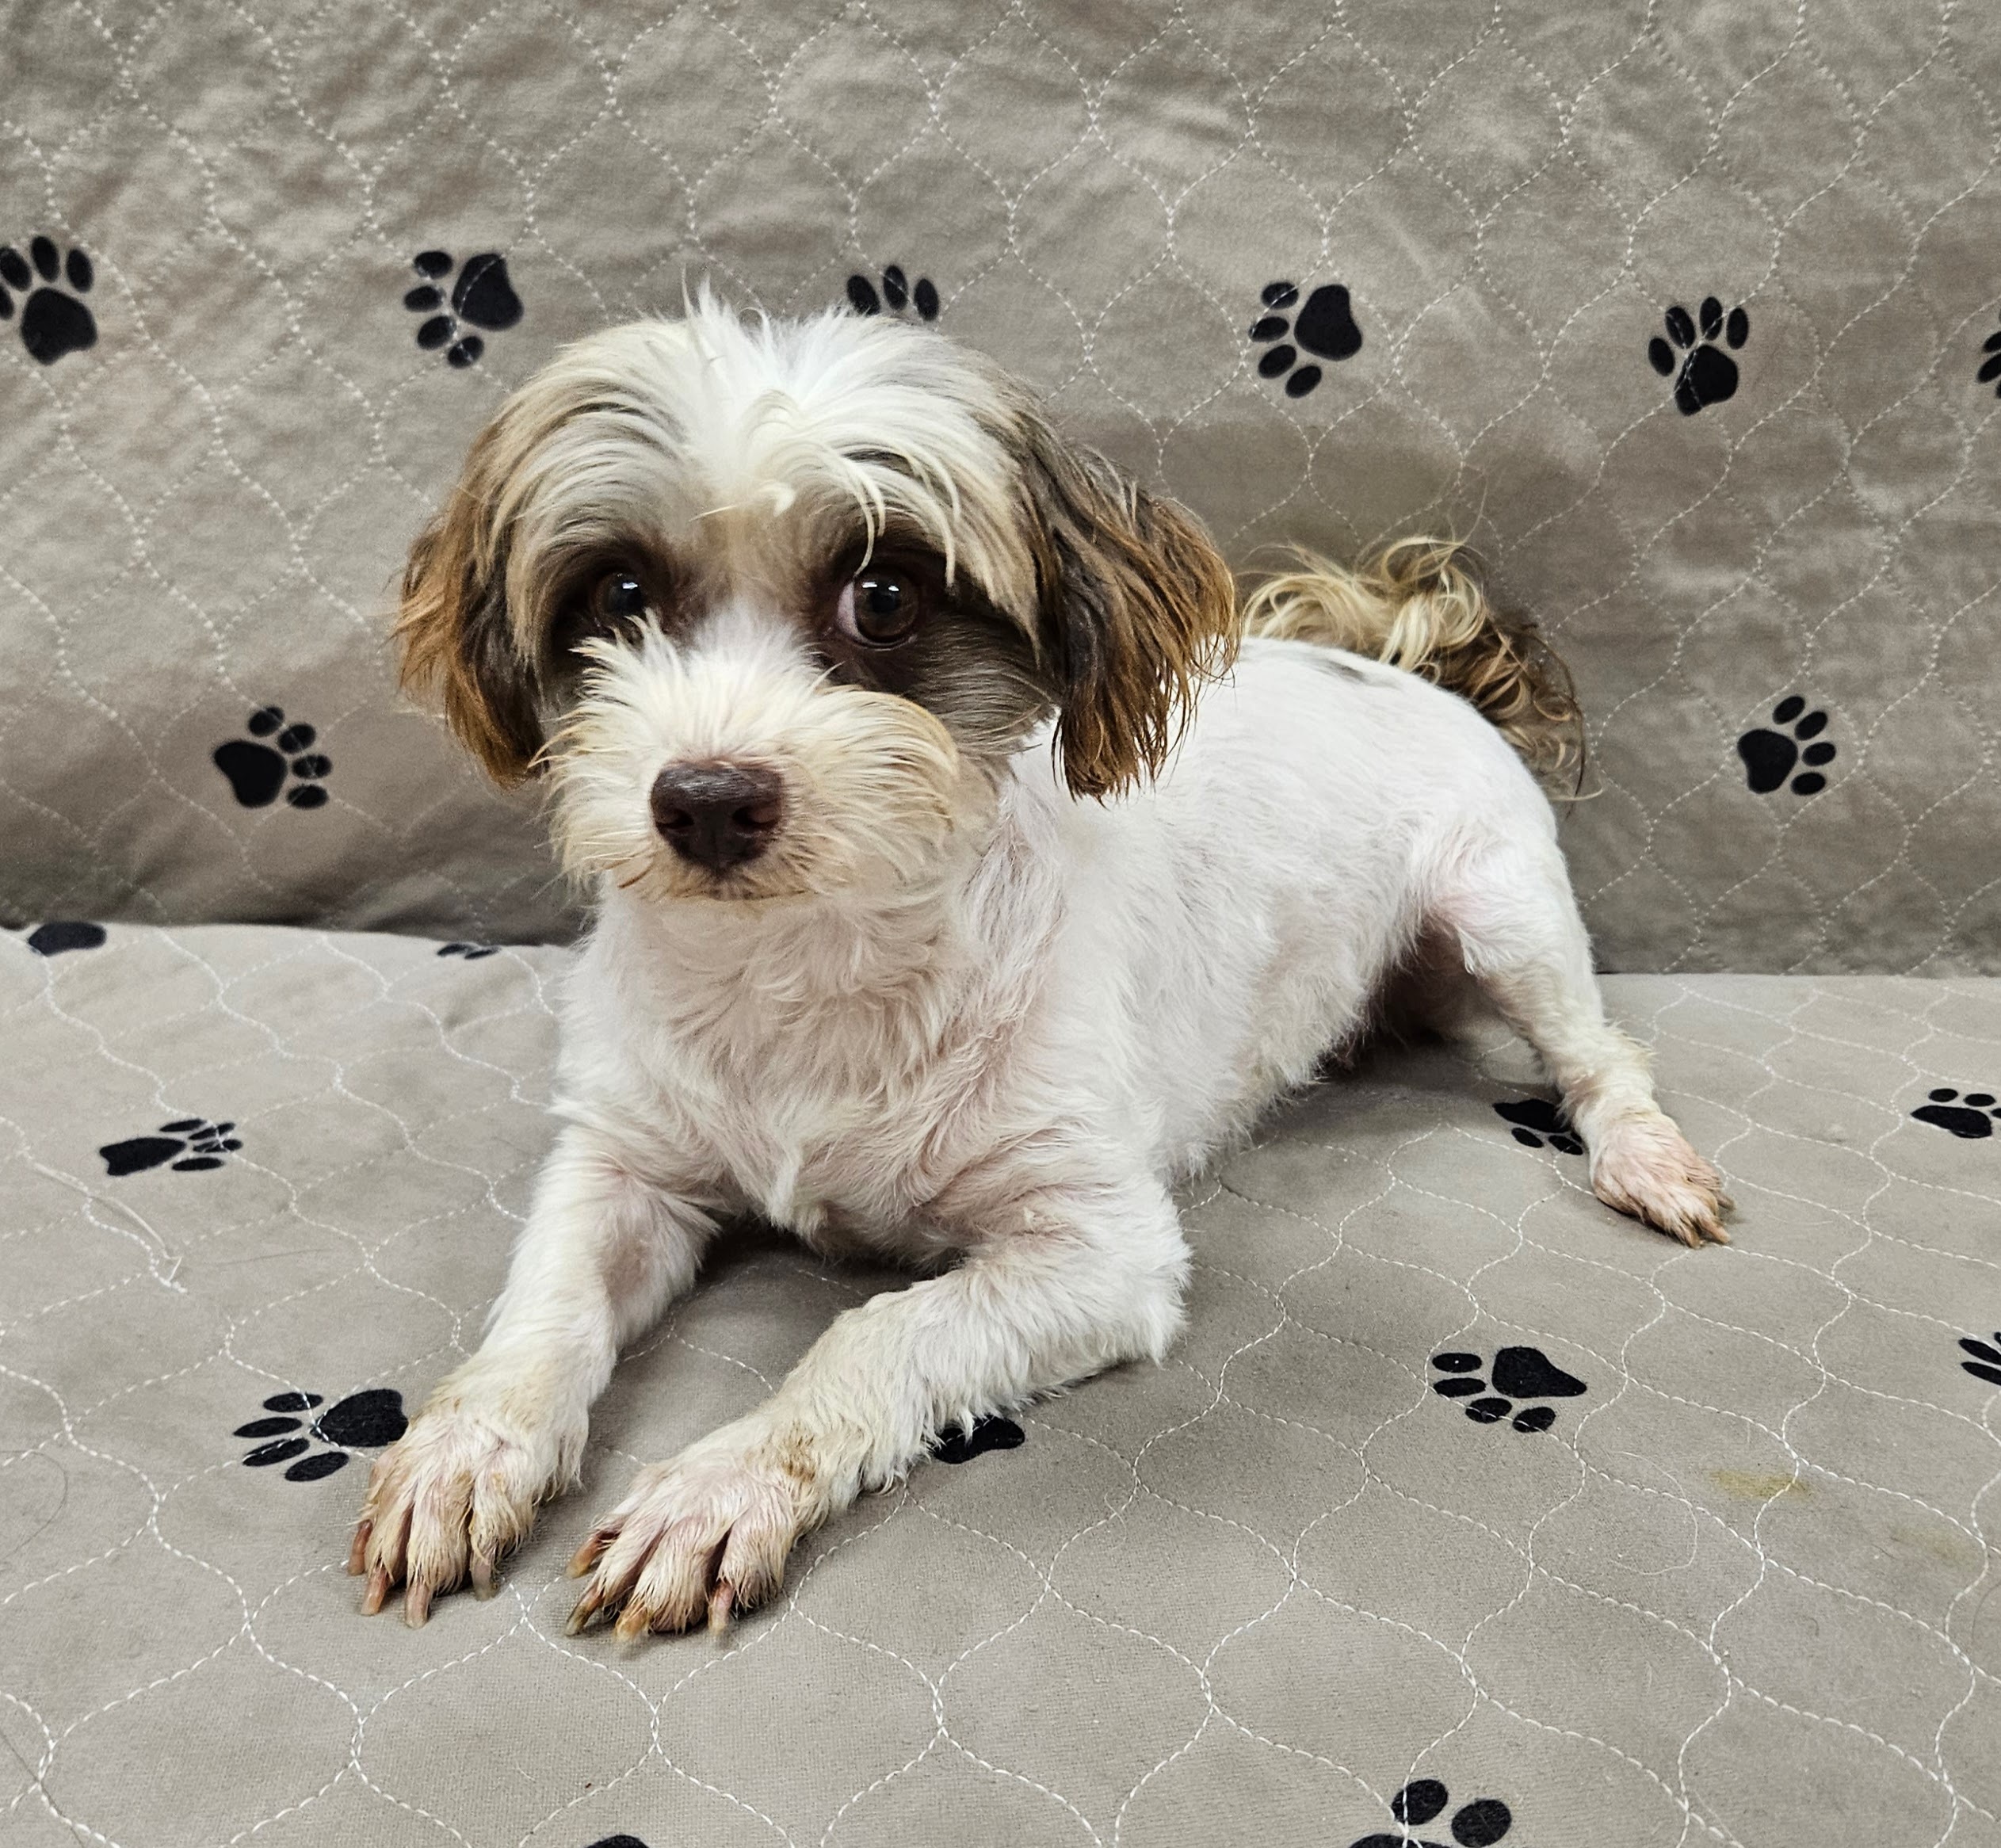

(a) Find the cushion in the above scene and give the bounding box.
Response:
[2,2,1999,970]
[6,922,1998,1845]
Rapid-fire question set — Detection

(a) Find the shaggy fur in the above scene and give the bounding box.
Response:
[353,296,1728,1640]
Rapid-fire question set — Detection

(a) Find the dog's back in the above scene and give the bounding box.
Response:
[1239,538,1583,788]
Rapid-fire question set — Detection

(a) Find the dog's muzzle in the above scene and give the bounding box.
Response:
[648,762,785,872]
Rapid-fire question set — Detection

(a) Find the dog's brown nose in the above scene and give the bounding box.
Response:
[649,762,783,872]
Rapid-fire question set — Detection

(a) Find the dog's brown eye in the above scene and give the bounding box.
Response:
[592,571,649,624]
[837,568,922,646]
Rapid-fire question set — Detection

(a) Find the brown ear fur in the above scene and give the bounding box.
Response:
[394,419,545,785]
[1018,419,1239,799]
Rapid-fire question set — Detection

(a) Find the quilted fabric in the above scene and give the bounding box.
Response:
[1,0,1998,969]
[4,924,1999,1847]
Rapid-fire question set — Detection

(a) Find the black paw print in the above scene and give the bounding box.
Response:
[1912,1088,2000,1140]
[1352,1777,1513,1847]
[1961,1331,2001,1388]
[1648,296,1748,414]
[1736,696,1834,796]
[846,265,938,322]
[438,941,500,960]
[22,921,106,956]
[1494,1098,1582,1155]
[1977,315,2000,397]
[213,707,330,809]
[236,1388,407,1483]
[584,1837,650,1848]
[1249,280,1361,396]
[932,1415,1025,1464]
[0,237,97,365]
[100,1117,241,1176]
[1432,1346,1586,1434]
[406,250,522,367]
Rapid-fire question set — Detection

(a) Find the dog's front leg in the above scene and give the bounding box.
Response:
[565,1167,1189,1639]
[350,1124,715,1623]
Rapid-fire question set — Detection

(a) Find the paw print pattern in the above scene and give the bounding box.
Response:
[406,250,522,367]
[23,921,106,956]
[1352,1778,1513,1847]
[1494,1098,1582,1155]
[100,1118,241,1176]
[236,1388,408,1483]
[437,941,500,960]
[1249,280,1361,396]
[584,1836,651,1848]
[846,265,939,322]
[1432,1347,1587,1434]
[1912,1088,2001,1140]
[1649,296,1748,414]
[1978,316,2001,397]
[1961,1331,2001,1388]
[1737,697,1835,796]
[932,1415,1025,1464]
[213,707,330,809]
[0,236,97,365]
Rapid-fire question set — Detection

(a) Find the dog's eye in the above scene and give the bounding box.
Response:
[591,571,649,624]
[837,568,923,647]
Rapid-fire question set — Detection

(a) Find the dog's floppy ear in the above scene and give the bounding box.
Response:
[1015,416,1238,799]
[394,417,545,786]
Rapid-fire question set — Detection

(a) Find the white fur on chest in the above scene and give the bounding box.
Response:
[555,641,1548,1243]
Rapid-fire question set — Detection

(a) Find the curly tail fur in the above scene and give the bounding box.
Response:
[1240,537,1584,788]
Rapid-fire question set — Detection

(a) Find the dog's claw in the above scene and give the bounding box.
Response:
[471,1551,497,1598]
[568,1528,614,1579]
[708,1582,735,1635]
[347,1520,371,1575]
[614,1601,652,1641]
[362,1567,391,1615]
[566,1585,605,1636]
[404,1576,433,1628]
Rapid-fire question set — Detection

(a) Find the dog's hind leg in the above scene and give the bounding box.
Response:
[1433,830,1730,1247]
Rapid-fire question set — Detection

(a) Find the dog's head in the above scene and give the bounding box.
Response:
[396,296,1236,903]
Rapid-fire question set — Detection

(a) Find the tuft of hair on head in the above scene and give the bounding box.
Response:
[1010,407,1240,799]
[1241,536,1584,788]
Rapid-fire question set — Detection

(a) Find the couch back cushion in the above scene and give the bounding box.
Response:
[2,0,1996,968]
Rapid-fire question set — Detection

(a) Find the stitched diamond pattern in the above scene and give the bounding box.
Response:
[0,2,1995,968]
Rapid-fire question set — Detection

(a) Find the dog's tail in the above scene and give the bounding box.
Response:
[1240,536,1584,788]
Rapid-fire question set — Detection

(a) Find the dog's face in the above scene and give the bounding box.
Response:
[397,299,1236,904]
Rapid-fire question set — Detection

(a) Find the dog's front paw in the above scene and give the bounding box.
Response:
[349,1399,575,1625]
[1590,1111,1732,1247]
[565,1418,825,1639]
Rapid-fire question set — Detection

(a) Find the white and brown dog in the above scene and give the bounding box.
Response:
[351,294,1728,1639]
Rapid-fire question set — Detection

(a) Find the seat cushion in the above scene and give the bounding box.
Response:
[4,923,1998,1847]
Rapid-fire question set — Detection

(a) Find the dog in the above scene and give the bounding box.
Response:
[349,295,1728,1639]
